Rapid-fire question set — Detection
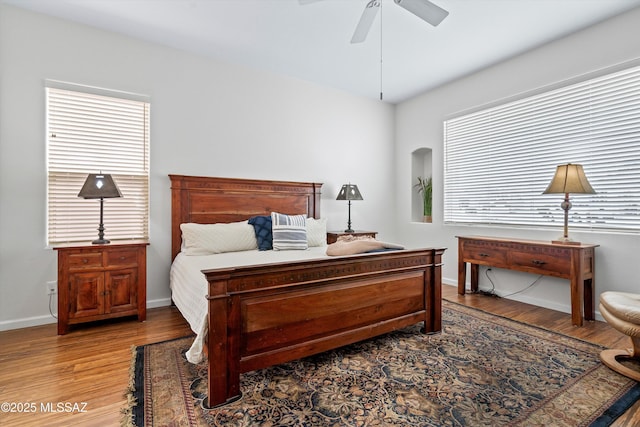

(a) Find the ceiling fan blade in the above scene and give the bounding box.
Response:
[394,0,449,27]
[351,0,380,44]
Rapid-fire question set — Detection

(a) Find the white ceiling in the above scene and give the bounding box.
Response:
[4,0,640,103]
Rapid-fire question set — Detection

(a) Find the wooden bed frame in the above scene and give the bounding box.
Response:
[170,174,446,408]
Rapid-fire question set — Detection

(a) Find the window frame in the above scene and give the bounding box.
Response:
[46,81,150,246]
[443,62,640,234]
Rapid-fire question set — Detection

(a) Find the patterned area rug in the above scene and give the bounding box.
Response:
[123,301,640,426]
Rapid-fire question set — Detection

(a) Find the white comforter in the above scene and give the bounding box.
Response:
[170,247,331,363]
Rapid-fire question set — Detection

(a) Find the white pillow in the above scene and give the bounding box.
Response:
[180,221,258,255]
[306,217,327,247]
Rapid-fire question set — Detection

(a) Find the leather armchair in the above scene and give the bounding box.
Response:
[599,291,640,381]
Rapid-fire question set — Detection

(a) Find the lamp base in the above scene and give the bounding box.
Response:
[552,238,581,246]
[344,228,354,233]
[92,238,111,245]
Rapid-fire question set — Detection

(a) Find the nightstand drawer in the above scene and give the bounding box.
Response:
[68,252,103,269]
[510,249,569,276]
[106,249,139,267]
[461,242,507,265]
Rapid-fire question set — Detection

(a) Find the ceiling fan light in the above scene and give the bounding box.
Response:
[395,0,449,27]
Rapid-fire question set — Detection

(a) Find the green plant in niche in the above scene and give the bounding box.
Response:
[415,176,433,221]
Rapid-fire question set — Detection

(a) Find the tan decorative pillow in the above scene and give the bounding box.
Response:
[180,221,258,255]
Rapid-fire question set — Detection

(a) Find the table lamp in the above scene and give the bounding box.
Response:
[542,163,595,245]
[336,184,363,233]
[78,173,123,244]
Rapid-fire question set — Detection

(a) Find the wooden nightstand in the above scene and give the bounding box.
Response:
[54,240,148,334]
[326,230,378,244]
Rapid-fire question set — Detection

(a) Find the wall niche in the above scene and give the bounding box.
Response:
[411,148,432,223]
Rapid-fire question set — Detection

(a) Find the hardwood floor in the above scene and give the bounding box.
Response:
[0,284,637,426]
[0,306,192,427]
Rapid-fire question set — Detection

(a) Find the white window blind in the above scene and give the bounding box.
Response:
[46,85,150,245]
[444,64,640,232]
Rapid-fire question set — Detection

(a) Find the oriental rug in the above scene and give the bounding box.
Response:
[122,301,640,427]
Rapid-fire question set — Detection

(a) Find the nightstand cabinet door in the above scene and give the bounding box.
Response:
[55,241,148,335]
[105,268,138,314]
[68,271,105,319]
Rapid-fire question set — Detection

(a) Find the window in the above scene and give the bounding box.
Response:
[444,64,640,232]
[46,82,150,245]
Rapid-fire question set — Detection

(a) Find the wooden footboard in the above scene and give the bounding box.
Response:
[203,247,445,408]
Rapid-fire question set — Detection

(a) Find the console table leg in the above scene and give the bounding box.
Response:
[470,264,479,293]
[458,261,467,295]
[570,277,584,327]
[584,278,594,321]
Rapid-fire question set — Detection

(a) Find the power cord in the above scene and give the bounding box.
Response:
[470,268,498,297]
[472,268,544,298]
[501,274,544,298]
[49,293,57,319]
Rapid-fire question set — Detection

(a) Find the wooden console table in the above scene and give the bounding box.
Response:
[456,236,598,326]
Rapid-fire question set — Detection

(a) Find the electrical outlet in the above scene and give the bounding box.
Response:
[46,281,57,295]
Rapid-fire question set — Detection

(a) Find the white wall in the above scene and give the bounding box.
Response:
[0,5,396,330]
[395,7,640,318]
[3,4,639,331]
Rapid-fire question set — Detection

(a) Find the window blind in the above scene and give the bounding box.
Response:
[46,85,150,245]
[444,64,640,232]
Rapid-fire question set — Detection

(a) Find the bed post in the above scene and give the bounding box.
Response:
[312,182,322,219]
[423,248,444,333]
[169,174,187,262]
[205,272,242,408]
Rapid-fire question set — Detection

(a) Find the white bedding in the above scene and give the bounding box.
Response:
[170,247,331,363]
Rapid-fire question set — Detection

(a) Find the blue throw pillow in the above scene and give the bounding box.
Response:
[248,215,272,250]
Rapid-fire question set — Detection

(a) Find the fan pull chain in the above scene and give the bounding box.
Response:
[380,0,383,100]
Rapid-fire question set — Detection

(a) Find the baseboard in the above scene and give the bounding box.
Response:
[147,297,172,309]
[443,276,605,322]
[0,314,57,331]
[0,297,173,332]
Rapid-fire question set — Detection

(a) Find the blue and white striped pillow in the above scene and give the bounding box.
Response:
[271,212,308,250]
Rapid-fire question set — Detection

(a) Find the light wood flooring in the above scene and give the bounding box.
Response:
[0,284,637,426]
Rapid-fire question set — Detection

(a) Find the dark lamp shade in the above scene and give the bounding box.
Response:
[78,174,123,199]
[336,184,363,201]
[543,164,595,195]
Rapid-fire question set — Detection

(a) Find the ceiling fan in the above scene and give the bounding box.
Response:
[299,0,449,44]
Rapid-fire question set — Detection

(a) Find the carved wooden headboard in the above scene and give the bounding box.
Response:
[169,175,323,261]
